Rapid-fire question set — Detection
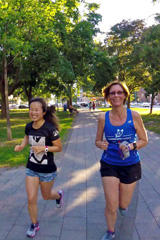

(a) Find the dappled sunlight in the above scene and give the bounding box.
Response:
[87,187,100,201]
[1,126,7,130]
[57,162,98,190]
[65,191,87,212]
[85,162,99,178]
[5,138,24,145]
[11,124,26,128]
[10,119,30,123]
[65,187,100,212]
[72,124,83,129]
[71,163,98,184]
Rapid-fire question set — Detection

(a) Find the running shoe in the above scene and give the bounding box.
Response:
[26,222,39,238]
[56,190,64,208]
[101,230,115,240]
[118,207,128,216]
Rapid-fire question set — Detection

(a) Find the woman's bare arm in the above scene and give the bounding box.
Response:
[130,110,148,150]
[95,113,109,151]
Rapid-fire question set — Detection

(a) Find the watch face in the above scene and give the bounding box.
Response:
[45,147,48,153]
[133,143,137,150]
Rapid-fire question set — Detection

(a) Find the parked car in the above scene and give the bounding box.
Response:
[141,102,150,107]
[102,102,111,107]
[72,102,81,107]
[9,104,19,109]
[18,104,29,109]
[130,102,138,106]
[80,102,88,107]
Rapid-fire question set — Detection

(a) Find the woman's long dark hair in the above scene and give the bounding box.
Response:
[29,97,60,131]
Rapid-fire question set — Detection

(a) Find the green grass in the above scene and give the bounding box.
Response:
[98,107,160,134]
[0,109,74,168]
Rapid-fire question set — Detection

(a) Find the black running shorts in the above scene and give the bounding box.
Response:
[100,160,141,184]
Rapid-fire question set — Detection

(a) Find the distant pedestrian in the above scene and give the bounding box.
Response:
[14,97,63,238]
[63,103,67,111]
[89,101,92,111]
[95,80,148,240]
[92,101,95,110]
[68,105,79,115]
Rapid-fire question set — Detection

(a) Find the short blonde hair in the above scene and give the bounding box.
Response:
[102,80,130,105]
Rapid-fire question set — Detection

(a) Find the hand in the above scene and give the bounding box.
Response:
[14,145,23,152]
[119,143,129,152]
[101,140,109,150]
[30,146,45,154]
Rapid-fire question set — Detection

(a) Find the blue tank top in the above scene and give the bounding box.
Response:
[101,108,140,166]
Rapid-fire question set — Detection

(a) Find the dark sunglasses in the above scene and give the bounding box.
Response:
[109,91,124,96]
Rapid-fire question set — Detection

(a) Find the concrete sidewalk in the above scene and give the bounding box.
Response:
[0,110,160,240]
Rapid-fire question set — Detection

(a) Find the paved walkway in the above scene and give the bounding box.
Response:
[0,109,160,240]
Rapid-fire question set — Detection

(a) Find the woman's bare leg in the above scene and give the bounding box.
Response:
[40,180,60,200]
[119,181,137,209]
[102,177,120,232]
[26,176,39,224]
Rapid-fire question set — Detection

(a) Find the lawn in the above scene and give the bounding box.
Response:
[0,109,74,168]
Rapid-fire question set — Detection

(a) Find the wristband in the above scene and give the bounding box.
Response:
[45,146,48,153]
[133,142,137,150]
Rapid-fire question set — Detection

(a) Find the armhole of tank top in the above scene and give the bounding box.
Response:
[104,111,109,131]
[128,108,136,129]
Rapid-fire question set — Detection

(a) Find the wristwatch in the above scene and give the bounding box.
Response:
[45,146,48,153]
[133,142,137,150]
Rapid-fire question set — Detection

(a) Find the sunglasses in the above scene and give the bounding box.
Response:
[109,91,124,96]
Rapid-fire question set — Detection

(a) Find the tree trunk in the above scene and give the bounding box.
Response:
[4,50,12,140]
[150,94,154,115]
[25,85,33,103]
[127,95,131,109]
[0,74,6,118]
[68,84,72,105]
[0,90,6,118]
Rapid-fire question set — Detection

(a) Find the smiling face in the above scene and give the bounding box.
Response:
[108,84,126,107]
[29,101,46,123]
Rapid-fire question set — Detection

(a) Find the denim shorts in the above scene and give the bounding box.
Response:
[26,168,57,182]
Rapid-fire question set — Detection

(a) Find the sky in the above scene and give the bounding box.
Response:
[84,0,160,33]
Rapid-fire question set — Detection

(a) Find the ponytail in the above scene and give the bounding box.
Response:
[44,106,60,131]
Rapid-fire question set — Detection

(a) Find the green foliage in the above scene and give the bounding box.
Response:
[0,0,106,108]
[0,0,85,104]
[134,24,160,112]
[91,44,116,94]
[105,19,146,93]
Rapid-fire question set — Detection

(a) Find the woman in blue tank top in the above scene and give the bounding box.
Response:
[95,80,148,240]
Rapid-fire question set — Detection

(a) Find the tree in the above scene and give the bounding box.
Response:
[45,3,103,105]
[137,24,160,114]
[0,0,83,139]
[90,43,116,94]
[0,0,53,118]
[105,19,146,106]
[0,0,85,114]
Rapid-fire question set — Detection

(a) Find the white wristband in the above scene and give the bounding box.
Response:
[45,146,48,153]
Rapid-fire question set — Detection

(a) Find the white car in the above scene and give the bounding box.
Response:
[141,102,150,107]
[130,102,138,106]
